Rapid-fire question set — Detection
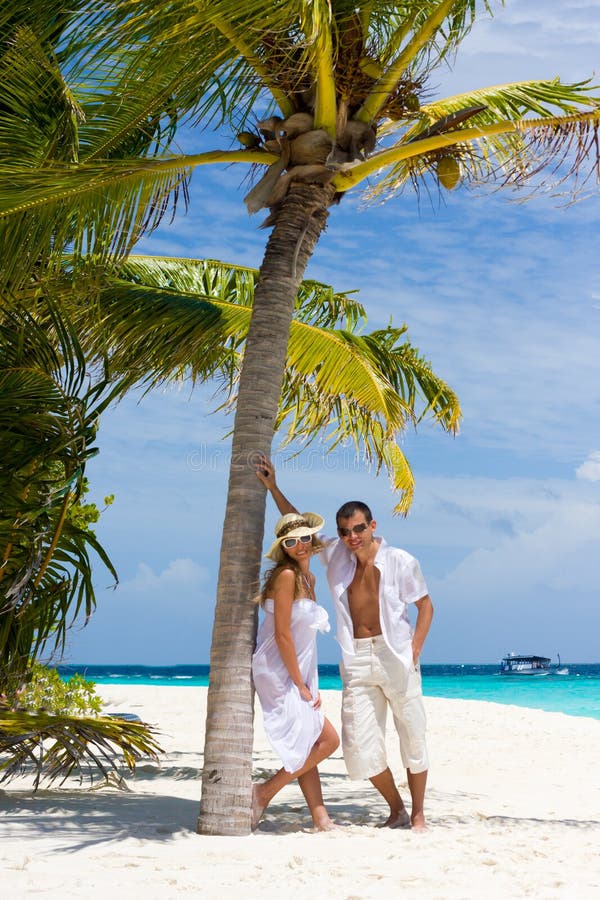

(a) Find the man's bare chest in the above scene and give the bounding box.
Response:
[347,564,381,631]
[348,562,380,599]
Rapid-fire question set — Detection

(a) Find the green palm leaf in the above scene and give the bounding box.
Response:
[369,79,600,198]
[102,256,458,428]
[0,705,161,789]
[61,255,460,511]
[0,304,118,677]
[0,24,83,168]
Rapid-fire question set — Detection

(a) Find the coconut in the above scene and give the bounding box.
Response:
[279,112,314,139]
[289,129,334,166]
[404,93,420,113]
[236,131,260,148]
[436,155,461,190]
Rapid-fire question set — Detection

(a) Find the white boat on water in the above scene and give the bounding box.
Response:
[499,653,570,676]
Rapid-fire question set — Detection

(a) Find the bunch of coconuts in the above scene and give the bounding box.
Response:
[241,102,486,218]
[240,111,376,218]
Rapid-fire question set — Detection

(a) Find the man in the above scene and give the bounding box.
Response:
[256,458,433,831]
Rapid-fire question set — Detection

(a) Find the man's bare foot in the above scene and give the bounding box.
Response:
[411,811,428,832]
[251,783,266,831]
[378,807,411,829]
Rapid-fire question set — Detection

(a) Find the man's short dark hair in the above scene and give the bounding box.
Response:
[336,500,373,525]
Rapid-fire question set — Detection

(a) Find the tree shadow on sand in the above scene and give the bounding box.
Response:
[0,787,201,852]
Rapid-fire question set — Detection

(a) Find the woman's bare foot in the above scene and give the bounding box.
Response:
[410,810,428,832]
[251,783,267,831]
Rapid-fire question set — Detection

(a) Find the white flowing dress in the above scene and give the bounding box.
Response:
[252,598,330,773]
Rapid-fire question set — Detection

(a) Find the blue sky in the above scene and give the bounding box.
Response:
[64,2,600,666]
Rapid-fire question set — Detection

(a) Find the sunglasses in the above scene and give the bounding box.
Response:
[282,534,313,549]
[337,522,369,537]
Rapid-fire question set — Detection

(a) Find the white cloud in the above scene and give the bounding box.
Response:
[576,451,600,482]
[122,558,209,592]
[66,557,214,665]
[420,474,600,662]
[433,496,600,593]
[438,0,599,93]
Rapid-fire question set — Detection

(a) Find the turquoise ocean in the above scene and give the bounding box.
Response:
[57,663,600,721]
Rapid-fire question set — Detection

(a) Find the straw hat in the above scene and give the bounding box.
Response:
[266,512,325,563]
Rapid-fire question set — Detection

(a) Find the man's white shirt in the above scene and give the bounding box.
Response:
[320,535,428,671]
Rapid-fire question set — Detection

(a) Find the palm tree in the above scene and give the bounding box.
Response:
[1,1,599,833]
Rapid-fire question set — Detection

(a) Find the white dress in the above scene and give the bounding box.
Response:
[252,598,330,773]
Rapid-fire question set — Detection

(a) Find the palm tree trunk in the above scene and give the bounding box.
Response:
[197,181,335,835]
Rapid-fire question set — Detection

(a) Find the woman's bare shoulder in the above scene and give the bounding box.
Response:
[271,566,296,587]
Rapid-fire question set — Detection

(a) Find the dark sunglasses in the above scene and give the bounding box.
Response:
[337,523,369,537]
[282,534,313,549]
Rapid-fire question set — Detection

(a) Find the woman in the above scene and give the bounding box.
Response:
[251,511,340,831]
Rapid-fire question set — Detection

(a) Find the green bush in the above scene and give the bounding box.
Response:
[10,664,103,717]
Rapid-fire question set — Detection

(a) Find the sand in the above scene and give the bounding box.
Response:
[1,685,599,899]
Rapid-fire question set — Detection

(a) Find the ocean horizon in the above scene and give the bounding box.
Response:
[57,662,600,721]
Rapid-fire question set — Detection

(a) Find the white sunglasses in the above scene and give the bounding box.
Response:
[282,534,313,549]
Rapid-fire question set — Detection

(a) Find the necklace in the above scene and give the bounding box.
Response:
[302,573,313,599]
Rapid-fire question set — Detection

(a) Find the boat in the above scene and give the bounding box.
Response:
[499,653,551,675]
[499,652,569,676]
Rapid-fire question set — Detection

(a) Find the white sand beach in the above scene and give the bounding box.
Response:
[1,685,599,899]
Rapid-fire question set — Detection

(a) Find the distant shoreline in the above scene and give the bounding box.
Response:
[59,661,600,669]
[55,663,600,720]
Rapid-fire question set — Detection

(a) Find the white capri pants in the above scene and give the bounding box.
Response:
[340,634,429,780]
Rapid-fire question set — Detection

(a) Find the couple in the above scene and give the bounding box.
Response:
[251,459,434,833]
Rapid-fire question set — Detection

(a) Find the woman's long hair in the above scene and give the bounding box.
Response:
[254,536,324,606]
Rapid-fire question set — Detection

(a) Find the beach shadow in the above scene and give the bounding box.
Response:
[0,789,200,852]
[133,752,203,782]
[483,814,600,829]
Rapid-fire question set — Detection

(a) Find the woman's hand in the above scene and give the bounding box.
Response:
[297,683,317,705]
[298,684,322,708]
[297,683,313,703]
[255,454,276,490]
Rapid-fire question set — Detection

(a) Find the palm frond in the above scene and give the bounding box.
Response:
[206,12,296,119]
[284,324,409,427]
[64,1,309,131]
[300,0,337,137]
[121,255,365,325]
[0,705,162,789]
[0,149,270,294]
[356,0,483,124]
[333,108,600,199]
[52,253,459,513]
[0,303,118,678]
[381,438,417,515]
[275,323,460,513]
[0,0,89,53]
[418,78,600,125]
[63,255,367,395]
[0,24,83,167]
